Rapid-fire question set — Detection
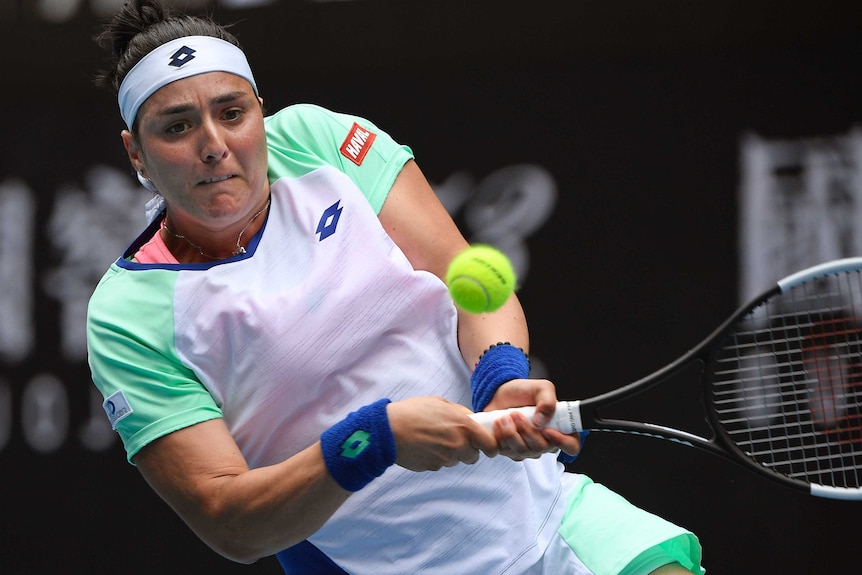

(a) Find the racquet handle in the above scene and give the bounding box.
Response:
[469,400,582,434]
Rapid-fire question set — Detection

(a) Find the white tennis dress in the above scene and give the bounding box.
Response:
[88,103,702,575]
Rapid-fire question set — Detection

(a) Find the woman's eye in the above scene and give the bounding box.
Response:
[166,122,189,135]
[223,109,243,121]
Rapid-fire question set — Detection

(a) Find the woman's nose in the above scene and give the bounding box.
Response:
[200,120,228,162]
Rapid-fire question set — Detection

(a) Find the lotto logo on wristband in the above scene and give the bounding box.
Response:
[321,399,395,491]
[340,430,371,459]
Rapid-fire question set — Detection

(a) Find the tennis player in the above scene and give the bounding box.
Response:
[86,1,705,574]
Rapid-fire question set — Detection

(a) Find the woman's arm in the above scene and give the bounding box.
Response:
[379,160,582,458]
[133,418,347,564]
[378,160,528,365]
[134,395,498,564]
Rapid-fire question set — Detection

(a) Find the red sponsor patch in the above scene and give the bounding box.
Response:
[339,122,377,166]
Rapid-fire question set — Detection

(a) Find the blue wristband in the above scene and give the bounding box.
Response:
[556,431,591,463]
[470,343,530,412]
[320,399,397,492]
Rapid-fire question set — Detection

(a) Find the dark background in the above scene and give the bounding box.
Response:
[1,1,861,573]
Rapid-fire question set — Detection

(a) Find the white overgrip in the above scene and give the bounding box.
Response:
[469,401,582,434]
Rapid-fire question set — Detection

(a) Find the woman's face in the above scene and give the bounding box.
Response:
[123,71,268,231]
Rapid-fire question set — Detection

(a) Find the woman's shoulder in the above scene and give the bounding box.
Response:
[265,103,353,133]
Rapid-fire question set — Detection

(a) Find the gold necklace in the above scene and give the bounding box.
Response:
[163,198,271,260]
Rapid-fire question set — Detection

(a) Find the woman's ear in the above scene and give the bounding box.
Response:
[122,129,144,174]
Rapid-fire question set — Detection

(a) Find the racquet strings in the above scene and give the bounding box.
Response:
[711,269,862,489]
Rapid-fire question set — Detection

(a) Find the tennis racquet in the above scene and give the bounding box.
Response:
[471,257,862,500]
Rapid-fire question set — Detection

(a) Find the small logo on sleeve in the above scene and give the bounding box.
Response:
[339,122,377,166]
[103,390,134,430]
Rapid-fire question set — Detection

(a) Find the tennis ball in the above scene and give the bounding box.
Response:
[446,245,516,313]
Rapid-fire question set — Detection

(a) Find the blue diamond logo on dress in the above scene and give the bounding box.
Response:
[317,200,343,241]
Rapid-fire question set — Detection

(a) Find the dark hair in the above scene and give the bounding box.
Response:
[94,0,242,95]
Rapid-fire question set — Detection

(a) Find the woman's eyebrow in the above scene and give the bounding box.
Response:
[155,91,249,118]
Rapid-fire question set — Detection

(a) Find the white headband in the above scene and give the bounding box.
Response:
[118,35,258,130]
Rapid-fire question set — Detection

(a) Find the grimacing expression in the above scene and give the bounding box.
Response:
[124,71,268,229]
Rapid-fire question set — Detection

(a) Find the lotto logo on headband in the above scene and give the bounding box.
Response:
[118,36,259,129]
[169,46,196,68]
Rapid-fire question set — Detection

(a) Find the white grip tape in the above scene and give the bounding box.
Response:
[469,401,582,434]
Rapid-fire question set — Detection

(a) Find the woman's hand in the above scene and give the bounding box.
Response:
[482,379,584,461]
[386,396,499,471]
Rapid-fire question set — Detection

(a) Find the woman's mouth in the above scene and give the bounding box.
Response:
[201,175,233,184]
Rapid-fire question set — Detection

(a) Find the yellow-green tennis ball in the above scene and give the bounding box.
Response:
[446,245,516,313]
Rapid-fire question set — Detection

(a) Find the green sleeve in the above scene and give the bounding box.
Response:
[264,103,415,213]
[86,266,222,463]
